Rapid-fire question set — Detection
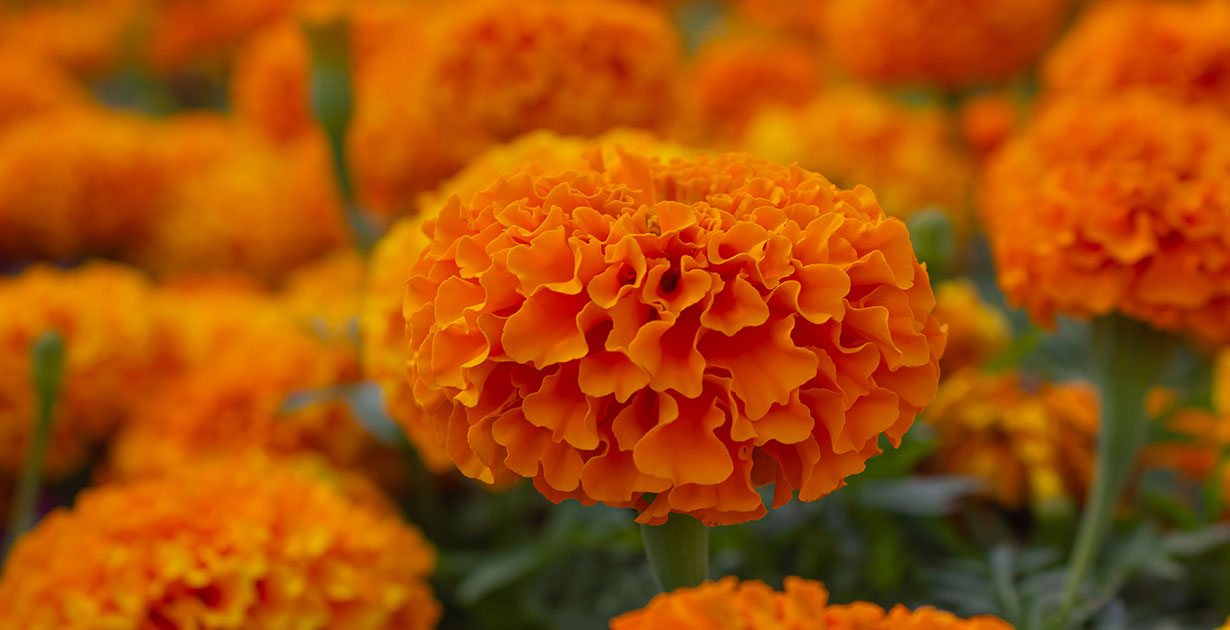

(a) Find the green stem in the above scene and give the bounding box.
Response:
[639,513,709,593]
[1054,315,1173,626]
[305,17,377,256]
[3,332,65,556]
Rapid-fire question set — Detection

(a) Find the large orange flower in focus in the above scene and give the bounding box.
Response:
[822,0,1073,87]
[924,369,1099,509]
[1044,0,1230,111]
[349,0,681,216]
[981,94,1230,344]
[0,457,440,630]
[405,151,946,525]
[610,576,1012,630]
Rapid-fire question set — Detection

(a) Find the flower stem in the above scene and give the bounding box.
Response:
[639,513,709,593]
[1054,314,1173,626]
[3,332,65,556]
[305,16,377,256]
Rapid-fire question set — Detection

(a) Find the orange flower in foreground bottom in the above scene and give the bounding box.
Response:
[822,0,1073,87]
[610,577,1012,630]
[924,369,1099,509]
[981,94,1230,344]
[406,151,946,525]
[0,457,440,630]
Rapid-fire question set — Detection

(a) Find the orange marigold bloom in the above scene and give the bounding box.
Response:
[924,369,1099,509]
[0,456,440,630]
[677,36,824,145]
[933,280,1010,375]
[362,216,454,473]
[0,263,158,480]
[1044,0,1230,110]
[405,151,946,525]
[135,124,347,282]
[0,47,87,130]
[981,94,1230,343]
[0,108,166,261]
[743,87,972,222]
[822,0,1073,87]
[610,576,1012,630]
[349,0,681,216]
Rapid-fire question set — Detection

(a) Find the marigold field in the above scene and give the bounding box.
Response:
[3,1,1230,629]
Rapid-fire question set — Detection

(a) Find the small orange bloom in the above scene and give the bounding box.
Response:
[405,151,945,525]
[677,36,824,145]
[933,280,1011,376]
[0,456,440,630]
[822,0,1073,87]
[743,86,972,223]
[924,369,1099,509]
[0,263,158,480]
[610,576,1013,630]
[981,94,1230,344]
[1044,0,1230,110]
[349,0,681,216]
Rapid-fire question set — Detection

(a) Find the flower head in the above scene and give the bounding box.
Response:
[0,263,157,480]
[980,94,1230,343]
[933,280,1010,375]
[610,576,1012,630]
[1044,0,1230,110]
[349,0,681,215]
[0,456,440,630]
[822,0,1073,87]
[924,369,1098,509]
[406,151,945,525]
[743,87,972,223]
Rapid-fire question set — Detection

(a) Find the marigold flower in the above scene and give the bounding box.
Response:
[743,87,972,222]
[349,0,681,216]
[405,151,946,525]
[610,576,1012,630]
[980,94,1230,343]
[0,108,165,260]
[0,456,440,630]
[676,36,823,145]
[0,47,87,130]
[0,263,157,480]
[822,0,1073,87]
[924,369,1098,509]
[135,125,347,282]
[109,286,400,489]
[1044,0,1230,110]
[933,280,1011,375]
